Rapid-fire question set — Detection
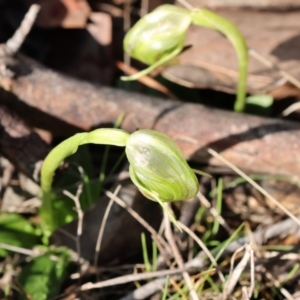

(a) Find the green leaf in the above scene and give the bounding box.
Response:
[245,94,273,116]
[0,214,39,257]
[18,247,71,300]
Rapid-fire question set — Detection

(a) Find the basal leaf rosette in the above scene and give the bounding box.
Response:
[125,129,199,202]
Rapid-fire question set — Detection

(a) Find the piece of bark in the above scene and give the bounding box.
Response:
[0,105,50,181]
[24,0,91,28]
[0,54,300,177]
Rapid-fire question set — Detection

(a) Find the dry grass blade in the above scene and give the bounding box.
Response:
[179,221,226,283]
[176,0,194,10]
[208,149,300,228]
[249,48,300,91]
[163,206,199,300]
[80,268,187,291]
[120,277,167,300]
[222,244,254,300]
[105,190,171,257]
[63,183,84,263]
[197,191,232,234]
[94,185,121,267]
[281,102,300,117]
[0,243,39,256]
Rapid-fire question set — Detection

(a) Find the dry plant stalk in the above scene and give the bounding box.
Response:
[163,206,199,300]
[105,190,171,259]
[0,4,40,56]
[93,185,121,267]
[63,182,84,264]
[222,244,254,300]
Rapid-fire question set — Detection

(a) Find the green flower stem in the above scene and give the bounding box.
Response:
[40,129,130,234]
[191,9,248,112]
[122,4,248,112]
[41,129,130,193]
[121,46,183,81]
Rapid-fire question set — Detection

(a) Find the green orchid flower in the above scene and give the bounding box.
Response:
[126,129,198,202]
[122,4,248,112]
[41,128,199,233]
[122,5,192,81]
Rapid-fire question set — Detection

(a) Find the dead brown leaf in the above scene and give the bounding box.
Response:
[163,8,300,98]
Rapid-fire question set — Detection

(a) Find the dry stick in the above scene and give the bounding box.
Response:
[178,221,226,283]
[140,0,149,16]
[281,101,300,117]
[120,277,168,300]
[207,149,300,228]
[176,0,194,10]
[163,207,199,300]
[105,190,172,258]
[249,49,300,117]
[244,228,255,299]
[0,243,39,256]
[3,4,40,56]
[80,267,187,291]
[222,244,254,300]
[197,191,232,234]
[249,246,255,299]
[63,183,84,264]
[242,287,250,300]
[93,185,121,268]
[249,48,300,91]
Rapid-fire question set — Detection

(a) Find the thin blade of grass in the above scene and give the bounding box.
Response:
[208,148,300,228]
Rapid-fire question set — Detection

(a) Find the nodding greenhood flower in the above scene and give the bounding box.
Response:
[122,5,192,80]
[41,128,200,233]
[125,129,199,202]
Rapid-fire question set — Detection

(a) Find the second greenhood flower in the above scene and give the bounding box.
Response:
[123,4,192,80]
[125,129,199,202]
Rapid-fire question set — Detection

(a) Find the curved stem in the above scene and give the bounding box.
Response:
[191,8,248,112]
[41,128,130,193]
[40,128,130,234]
[121,46,183,81]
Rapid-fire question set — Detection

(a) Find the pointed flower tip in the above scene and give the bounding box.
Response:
[123,4,192,69]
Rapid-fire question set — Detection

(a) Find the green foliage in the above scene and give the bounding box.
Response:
[245,94,274,116]
[162,276,170,300]
[141,233,151,272]
[0,214,40,257]
[18,247,71,300]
